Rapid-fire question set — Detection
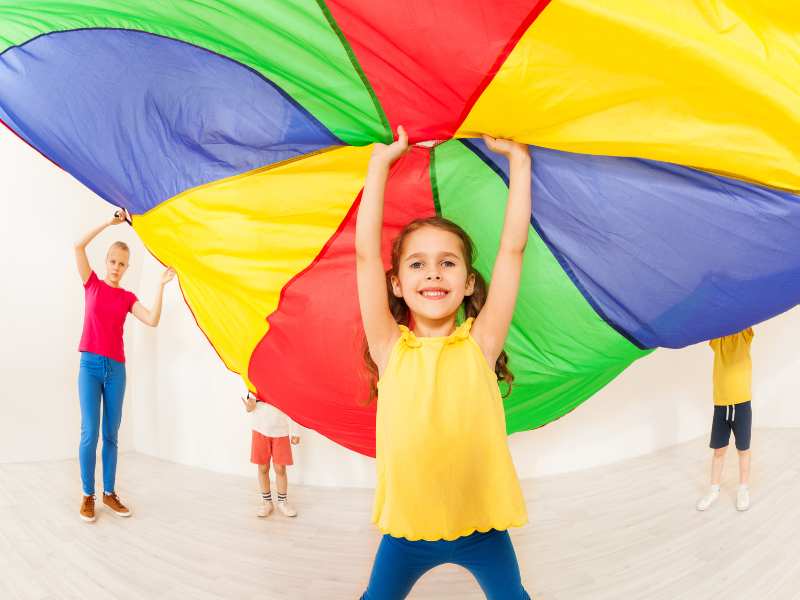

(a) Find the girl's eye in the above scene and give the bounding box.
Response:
[410,261,423,269]
[442,260,456,268]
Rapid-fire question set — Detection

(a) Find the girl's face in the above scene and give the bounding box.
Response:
[105,247,130,286]
[391,226,475,323]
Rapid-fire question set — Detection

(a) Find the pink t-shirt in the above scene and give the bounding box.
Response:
[78,271,138,363]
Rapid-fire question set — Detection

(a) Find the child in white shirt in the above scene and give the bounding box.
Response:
[242,391,301,517]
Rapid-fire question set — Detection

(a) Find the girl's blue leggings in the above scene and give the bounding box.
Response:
[361,529,530,600]
[78,352,126,496]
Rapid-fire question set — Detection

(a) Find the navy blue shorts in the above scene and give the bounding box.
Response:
[361,529,530,600]
[710,401,752,451]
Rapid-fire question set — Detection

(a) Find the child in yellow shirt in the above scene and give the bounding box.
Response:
[356,128,531,599]
[696,328,754,512]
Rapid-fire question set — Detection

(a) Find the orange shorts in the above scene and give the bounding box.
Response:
[251,432,293,466]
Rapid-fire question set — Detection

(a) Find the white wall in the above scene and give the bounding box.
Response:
[2,125,798,487]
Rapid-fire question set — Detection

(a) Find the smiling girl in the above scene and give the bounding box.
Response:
[357,128,532,599]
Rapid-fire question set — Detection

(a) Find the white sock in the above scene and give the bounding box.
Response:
[739,483,749,491]
[710,484,721,493]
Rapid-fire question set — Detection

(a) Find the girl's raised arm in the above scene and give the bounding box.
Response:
[472,136,532,367]
[355,126,409,374]
[131,267,176,327]
[74,209,126,284]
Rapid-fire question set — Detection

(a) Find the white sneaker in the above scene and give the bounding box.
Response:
[696,488,720,511]
[257,498,274,518]
[737,487,751,512]
[276,500,297,517]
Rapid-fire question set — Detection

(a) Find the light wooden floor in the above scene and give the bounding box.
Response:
[1,428,799,600]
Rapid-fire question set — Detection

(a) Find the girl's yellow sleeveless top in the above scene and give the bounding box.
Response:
[372,318,528,541]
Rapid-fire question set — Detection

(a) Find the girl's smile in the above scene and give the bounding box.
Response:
[418,287,449,300]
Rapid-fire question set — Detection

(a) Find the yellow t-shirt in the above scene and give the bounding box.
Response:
[372,318,528,542]
[709,328,754,406]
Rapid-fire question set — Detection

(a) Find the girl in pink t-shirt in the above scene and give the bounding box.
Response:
[74,209,175,523]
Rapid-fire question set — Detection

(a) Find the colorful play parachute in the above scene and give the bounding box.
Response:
[2,1,799,455]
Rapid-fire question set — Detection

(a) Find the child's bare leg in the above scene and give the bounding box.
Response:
[258,463,271,493]
[697,447,727,511]
[738,450,751,486]
[274,464,288,495]
[736,449,752,511]
[256,463,274,517]
[274,464,297,516]
[711,446,727,485]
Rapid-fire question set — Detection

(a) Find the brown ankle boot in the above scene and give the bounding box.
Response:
[80,495,96,522]
[102,492,132,517]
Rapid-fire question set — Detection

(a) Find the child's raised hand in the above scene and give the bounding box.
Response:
[370,125,410,166]
[160,267,176,286]
[482,135,529,161]
[109,208,128,226]
[241,394,257,412]
[290,436,300,445]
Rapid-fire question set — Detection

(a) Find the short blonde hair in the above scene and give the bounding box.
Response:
[108,241,129,253]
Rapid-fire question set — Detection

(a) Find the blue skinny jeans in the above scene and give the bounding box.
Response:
[78,352,126,496]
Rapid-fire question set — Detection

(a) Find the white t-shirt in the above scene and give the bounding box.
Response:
[251,401,300,438]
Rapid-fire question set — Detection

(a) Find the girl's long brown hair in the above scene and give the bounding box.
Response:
[362,217,513,402]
